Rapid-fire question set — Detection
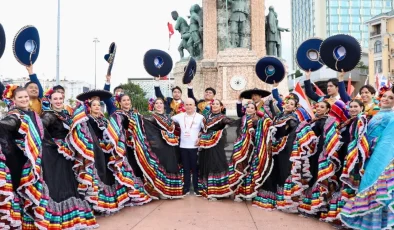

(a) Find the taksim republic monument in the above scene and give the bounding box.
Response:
[172,0,289,115]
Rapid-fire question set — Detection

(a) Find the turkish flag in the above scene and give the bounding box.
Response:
[294,82,315,119]
[347,74,355,96]
[312,82,325,97]
[168,22,174,38]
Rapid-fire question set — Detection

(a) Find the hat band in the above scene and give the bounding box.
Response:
[307,49,319,61]
[25,40,37,65]
[154,56,164,68]
[265,65,275,78]
[333,45,346,70]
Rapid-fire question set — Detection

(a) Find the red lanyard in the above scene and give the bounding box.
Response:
[184,112,196,129]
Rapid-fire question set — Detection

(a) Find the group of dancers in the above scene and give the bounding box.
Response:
[1,23,394,229]
[1,64,394,229]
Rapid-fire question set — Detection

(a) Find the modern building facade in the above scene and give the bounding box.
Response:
[366,10,394,85]
[289,0,393,93]
[291,0,394,68]
[128,76,175,99]
[0,77,92,103]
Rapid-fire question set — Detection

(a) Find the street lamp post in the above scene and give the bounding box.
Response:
[56,0,60,85]
[93,37,100,89]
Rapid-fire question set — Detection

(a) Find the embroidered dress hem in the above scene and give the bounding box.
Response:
[107,111,183,199]
[340,159,394,230]
[234,118,273,200]
[0,150,22,229]
[35,196,98,230]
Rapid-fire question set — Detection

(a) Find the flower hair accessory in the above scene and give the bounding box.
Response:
[42,88,55,111]
[282,93,299,108]
[83,99,92,114]
[242,100,255,113]
[377,86,391,101]
[113,92,124,109]
[2,84,19,108]
[148,98,155,111]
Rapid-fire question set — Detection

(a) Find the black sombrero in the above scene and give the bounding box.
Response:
[76,89,112,101]
[104,42,116,75]
[13,25,40,66]
[143,49,173,77]
[183,56,196,84]
[0,23,5,59]
[255,56,285,84]
[319,34,361,72]
[240,88,271,99]
[296,38,324,72]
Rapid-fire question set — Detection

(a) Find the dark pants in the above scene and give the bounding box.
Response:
[180,148,198,193]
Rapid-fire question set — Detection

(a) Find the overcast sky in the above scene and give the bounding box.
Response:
[0,0,291,88]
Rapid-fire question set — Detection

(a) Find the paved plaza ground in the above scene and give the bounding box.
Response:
[97,195,334,230]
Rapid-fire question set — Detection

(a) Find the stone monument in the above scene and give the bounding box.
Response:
[172,0,289,115]
[265,6,290,57]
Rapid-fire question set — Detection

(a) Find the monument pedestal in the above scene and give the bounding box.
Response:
[174,48,273,116]
[216,48,270,116]
[172,0,289,116]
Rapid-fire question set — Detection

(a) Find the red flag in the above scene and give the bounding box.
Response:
[347,74,355,95]
[294,82,315,119]
[167,22,174,38]
[375,73,380,90]
[312,82,325,96]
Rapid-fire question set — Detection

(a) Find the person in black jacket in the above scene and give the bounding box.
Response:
[154,77,184,116]
[187,80,216,114]
[304,70,340,103]
[236,88,278,119]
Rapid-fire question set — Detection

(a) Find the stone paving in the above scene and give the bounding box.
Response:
[97,195,334,230]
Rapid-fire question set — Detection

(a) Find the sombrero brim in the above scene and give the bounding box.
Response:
[144,49,173,77]
[104,42,116,64]
[240,89,271,99]
[319,34,361,72]
[76,89,113,101]
[13,25,40,66]
[0,24,5,59]
[255,56,285,84]
[104,42,116,75]
[296,38,324,72]
[183,57,196,84]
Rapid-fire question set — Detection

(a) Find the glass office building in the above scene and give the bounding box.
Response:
[291,0,394,69]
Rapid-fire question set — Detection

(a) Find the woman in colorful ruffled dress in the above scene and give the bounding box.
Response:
[198,99,240,200]
[297,100,341,216]
[340,87,394,230]
[271,83,312,122]
[67,90,150,215]
[0,85,44,229]
[317,99,369,224]
[252,94,300,212]
[231,101,272,202]
[338,71,379,120]
[34,89,98,229]
[107,94,184,199]
[143,98,181,174]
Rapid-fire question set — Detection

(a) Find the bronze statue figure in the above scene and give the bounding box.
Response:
[265,6,289,57]
[187,4,203,59]
[172,11,192,59]
[228,0,248,48]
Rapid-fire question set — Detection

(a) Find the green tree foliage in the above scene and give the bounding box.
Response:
[119,82,149,114]
[67,98,76,107]
[356,61,368,70]
[295,69,303,78]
